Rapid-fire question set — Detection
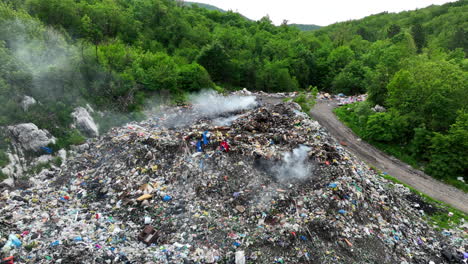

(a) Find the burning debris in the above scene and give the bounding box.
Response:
[0,95,465,263]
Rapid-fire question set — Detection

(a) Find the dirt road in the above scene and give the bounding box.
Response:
[310,100,468,213]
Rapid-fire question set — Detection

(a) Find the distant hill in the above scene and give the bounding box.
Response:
[289,24,322,31]
[184,1,254,21]
[184,2,321,29]
[183,1,226,12]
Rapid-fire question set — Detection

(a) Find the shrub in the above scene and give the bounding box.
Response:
[0,151,8,167]
[54,129,86,150]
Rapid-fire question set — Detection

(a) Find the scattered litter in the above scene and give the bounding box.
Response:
[0,96,464,263]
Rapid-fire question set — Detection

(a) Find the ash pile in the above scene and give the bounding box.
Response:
[0,93,465,263]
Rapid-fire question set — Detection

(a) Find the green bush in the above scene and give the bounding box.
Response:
[177,63,215,92]
[292,91,316,114]
[0,151,8,167]
[53,129,86,150]
[0,170,6,181]
[426,111,468,182]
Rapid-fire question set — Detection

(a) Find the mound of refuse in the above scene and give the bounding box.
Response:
[0,100,465,263]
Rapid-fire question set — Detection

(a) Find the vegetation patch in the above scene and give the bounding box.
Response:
[0,170,6,181]
[335,102,468,193]
[289,87,318,115]
[0,151,8,168]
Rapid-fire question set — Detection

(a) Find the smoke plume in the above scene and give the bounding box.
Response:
[190,90,257,117]
[1,19,83,102]
[212,114,244,126]
[275,145,313,182]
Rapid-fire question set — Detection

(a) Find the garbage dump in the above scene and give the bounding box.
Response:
[0,94,466,263]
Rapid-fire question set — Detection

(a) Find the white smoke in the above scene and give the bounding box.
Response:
[190,90,257,117]
[212,114,244,126]
[276,145,313,182]
[1,19,83,101]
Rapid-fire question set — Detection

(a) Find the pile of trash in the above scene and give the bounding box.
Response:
[336,94,367,106]
[0,97,466,263]
[232,88,298,99]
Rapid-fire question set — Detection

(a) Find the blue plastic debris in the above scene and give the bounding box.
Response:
[74,236,83,241]
[300,235,307,241]
[50,240,60,247]
[442,231,452,236]
[328,183,338,188]
[40,146,53,154]
[196,141,203,152]
[163,195,172,201]
[233,241,241,247]
[7,234,22,248]
[338,209,347,214]
[202,131,210,145]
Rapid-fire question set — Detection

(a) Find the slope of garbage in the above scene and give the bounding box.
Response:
[0,93,466,264]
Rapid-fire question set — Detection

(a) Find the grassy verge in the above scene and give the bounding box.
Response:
[333,104,365,135]
[370,166,467,230]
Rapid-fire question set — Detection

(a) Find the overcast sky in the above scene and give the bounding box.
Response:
[191,0,457,26]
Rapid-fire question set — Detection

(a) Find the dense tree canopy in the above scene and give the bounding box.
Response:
[0,0,467,183]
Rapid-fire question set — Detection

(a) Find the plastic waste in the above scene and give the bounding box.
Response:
[220,140,230,152]
[235,251,245,264]
[40,146,53,154]
[5,235,22,248]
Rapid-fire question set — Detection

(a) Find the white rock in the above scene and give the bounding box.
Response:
[21,96,37,111]
[0,177,14,187]
[85,103,95,113]
[58,149,67,163]
[71,107,99,137]
[32,155,54,166]
[8,123,56,151]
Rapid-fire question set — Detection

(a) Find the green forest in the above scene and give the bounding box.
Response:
[0,0,467,185]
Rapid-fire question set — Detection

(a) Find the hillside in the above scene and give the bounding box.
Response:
[183,1,226,12]
[290,23,322,31]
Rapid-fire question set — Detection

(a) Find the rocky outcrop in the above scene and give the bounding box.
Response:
[1,152,23,182]
[71,107,99,137]
[7,123,56,151]
[21,96,37,111]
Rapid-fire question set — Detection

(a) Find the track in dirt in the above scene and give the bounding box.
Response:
[310,100,468,213]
